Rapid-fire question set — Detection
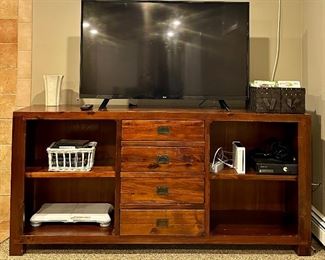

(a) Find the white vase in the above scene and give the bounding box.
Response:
[43,75,64,106]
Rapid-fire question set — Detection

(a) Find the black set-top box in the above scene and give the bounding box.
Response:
[251,156,298,175]
[51,139,90,149]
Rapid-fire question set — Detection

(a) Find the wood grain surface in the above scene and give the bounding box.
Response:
[9,107,311,256]
[121,177,204,205]
[120,209,205,236]
[121,146,204,172]
[122,120,204,141]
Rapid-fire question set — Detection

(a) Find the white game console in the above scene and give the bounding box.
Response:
[30,203,114,227]
[232,141,245,174]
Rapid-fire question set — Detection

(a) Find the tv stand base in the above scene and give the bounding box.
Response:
[99,99,110,110]
[218,100,230,111]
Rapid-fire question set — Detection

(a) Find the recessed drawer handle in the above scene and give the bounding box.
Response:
[156,186,169,195]
[157,126,171,135]
[156,218,169,228]
[157,155,169,164]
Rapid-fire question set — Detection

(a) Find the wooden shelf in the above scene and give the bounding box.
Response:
[210,210,297,237]
[210,168,297,181]
[206,234,298,245]
[23,223,114,243]
[25,166,116,178]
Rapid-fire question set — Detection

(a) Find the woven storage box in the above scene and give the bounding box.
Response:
[47,141,97,171]
[249,87,306,114]
[280,88,305,114]
[249,87,281,113]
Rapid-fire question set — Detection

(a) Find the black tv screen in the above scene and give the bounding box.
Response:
[80,0,249,100]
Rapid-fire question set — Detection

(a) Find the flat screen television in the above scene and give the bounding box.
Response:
[80,0,249,103]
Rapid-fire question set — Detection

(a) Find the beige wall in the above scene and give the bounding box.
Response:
[31,0,303,105]
[302,0,325,213]
[250,0,302,81]
[32,0,80,105]
[0,0,32,222]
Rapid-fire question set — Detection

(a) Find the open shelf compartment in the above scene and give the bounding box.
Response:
[209,121,299,176]
[210,180,298,237]
[210,210,297,236]
[25,119,117,173]
[24,178,116,236]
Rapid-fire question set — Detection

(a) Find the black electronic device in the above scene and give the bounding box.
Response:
[251,157,298,175]
[80,0,249,103]
[80,104,93,111]
[52,139,90,149]
[249,139,298,175]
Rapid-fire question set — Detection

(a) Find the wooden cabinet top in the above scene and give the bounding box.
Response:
[13,105,310,122]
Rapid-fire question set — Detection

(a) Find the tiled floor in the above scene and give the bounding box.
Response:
[0,221,9,243]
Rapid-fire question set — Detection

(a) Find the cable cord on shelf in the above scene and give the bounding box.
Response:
[271,0,282,81]
[212,147,234,169]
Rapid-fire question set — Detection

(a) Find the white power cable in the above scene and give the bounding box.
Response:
[212,147,234,169]
[271,0,282,81]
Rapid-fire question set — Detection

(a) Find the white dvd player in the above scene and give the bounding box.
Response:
[30,203,114,227]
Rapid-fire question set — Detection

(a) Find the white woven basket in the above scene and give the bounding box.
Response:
[47,142,97,171]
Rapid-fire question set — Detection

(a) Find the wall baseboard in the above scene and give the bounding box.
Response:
[312,206,325,245]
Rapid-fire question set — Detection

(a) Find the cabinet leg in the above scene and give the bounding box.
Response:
[295,245,311,256]
[9,241,25,256]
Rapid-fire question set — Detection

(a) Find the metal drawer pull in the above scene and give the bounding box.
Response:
[156,186,169,195]
[157,155,169,164]
[157,126,171,135]
[156,218,169,227]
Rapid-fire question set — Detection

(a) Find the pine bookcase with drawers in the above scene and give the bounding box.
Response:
[10,106,311,256]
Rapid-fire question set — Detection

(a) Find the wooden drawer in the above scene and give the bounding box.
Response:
[121,146,204,172]
[120,177,204,205]
[122,120,204,141]
[120,209,205,236]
